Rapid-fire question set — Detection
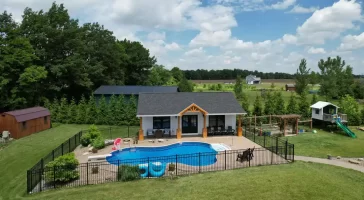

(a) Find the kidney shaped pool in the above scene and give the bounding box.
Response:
[106,142,217,166]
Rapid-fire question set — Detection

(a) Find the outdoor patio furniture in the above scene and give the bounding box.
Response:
[164,129,171,138]
[147,129,154,138]
[220,127,227,135]
[236,148,254,162]
[217,127,222,135]
[250,146,255,159]
[227,126,235,135]
[155,129,164,138]
[210,127,215,136]
[207,127,212,136]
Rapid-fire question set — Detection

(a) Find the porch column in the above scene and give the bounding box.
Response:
[202,114,207,138]
[177,116,182,139]
[237,115,242,137]
[138,117,144,141]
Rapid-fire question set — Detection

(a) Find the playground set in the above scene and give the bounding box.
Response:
[241,101,357,139]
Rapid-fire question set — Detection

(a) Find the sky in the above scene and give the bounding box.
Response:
[1,0,364,74]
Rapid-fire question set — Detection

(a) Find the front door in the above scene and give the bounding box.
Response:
[182,115,198,133]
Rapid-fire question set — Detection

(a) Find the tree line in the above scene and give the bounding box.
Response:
[184,69,294,80]
[44,95,139,126]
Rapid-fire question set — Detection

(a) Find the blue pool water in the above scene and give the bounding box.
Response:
[106,142,217,166]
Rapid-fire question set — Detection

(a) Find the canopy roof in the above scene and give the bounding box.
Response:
[310,101,339,109]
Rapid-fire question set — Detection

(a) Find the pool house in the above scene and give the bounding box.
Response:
[136,92,247,140]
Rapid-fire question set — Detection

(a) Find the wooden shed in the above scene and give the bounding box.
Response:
[285,84,296,91]
[0,107,51,139]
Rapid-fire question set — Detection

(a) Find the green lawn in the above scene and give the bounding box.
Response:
[29,162,364,200]
[287,127,364,158]
[0,124,137,200]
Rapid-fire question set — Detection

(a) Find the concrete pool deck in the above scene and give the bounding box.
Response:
[74,136,262,163]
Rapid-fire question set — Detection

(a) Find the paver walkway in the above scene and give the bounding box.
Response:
[295,156,364,173]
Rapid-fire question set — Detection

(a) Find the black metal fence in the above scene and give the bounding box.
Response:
[26,126,138,193]
[27,146,293,193]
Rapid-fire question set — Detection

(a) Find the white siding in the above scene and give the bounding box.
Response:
[311,108,323,120]
[141,117,153,136]
[224,115,237,130]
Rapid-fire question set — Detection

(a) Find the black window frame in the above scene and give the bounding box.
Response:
[209,115,225,128]
[315,109,320,115]
[153,117,171,129]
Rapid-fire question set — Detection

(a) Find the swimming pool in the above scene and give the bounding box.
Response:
[106,142,217,166]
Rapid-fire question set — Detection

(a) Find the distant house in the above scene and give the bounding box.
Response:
[0,107,51,139]
[285,84,296,91]
[245,75,261,85]
[93,85,179,102]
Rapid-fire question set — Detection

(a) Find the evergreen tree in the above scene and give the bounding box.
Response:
[234,75,243,99]
[241,91,250,115]
[274,92,285,115]
[66,98,77,123]
[50,98,59,122]
[361,109,364,125]
[115,94,126,125]
[264,92,275,115]
[295,59,311,95]
[298,92,310,119]
[86,95,97,124]
[311,93,318,105]
[58,97,69,123]
[125,95,138,125]
[253,96,263,116]
[75,95,87,124]
[108,94,118,125]
[96,95,109,124]
[287,93,298,114]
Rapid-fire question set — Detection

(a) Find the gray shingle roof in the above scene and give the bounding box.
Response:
[94,85,179,95]
[137,92,246,116]
[4,107,50,122]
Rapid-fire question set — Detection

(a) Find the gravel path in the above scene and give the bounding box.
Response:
[295,156,364,173]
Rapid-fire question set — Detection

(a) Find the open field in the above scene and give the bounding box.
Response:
[191,79,295,84]
[287,126,364,158]
[29,161,364,200]
[0,124,138,200]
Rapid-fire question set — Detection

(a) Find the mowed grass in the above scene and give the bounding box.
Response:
[29,162,364,200]
[0,124,138,200]
[287,127,364,158]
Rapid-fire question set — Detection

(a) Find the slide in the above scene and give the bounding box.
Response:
[335,120,357,138]
[112,138,122,150]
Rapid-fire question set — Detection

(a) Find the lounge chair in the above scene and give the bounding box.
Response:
[147,129,154,138]
[227,126,235,135]
[210,127,215,136]
[236,149,251,162]
[164,129,171,138]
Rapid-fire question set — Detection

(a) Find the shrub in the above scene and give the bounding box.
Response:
[118,165,140,181]
[45,153,80,183]
[92,136,105,149]
[88,124,101,139]
[80,133,91,147]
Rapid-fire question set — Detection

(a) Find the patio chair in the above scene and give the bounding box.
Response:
[217,127,222,135]
[220,126,227,135]
[236,149,251,162]
[164,129,171,138]
[227,126,235,135]
[210,127,215,136]
[147,129,154,138]
[155,129,164,139]
[207,127,212,136]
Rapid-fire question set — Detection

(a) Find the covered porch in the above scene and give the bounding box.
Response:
[138,103,244,140]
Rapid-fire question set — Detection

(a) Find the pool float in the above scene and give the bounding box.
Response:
[138,163,149,178]
[112,138,122,151]
[148,162,166,177]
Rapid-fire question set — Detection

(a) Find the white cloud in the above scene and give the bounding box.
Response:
[269,0,296,10]
[165,42,181,50]
[307,47,326,54]
[185,47,205,56]
[338,32,364,51]
[190,30,231,47]
[296,0,363,45]
[288,5,318,14]
[251,52,271,61]
[282,34,298,44]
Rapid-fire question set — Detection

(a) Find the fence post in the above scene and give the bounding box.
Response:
[117,160,120,181]
[52,150,55,161]
[263,134,266,148]
[224,150,227,170]
[39,159,43,192]
[275,137,278,154]
[30,170,33,193]
[27,170,30,193]
[253,128,255,142]
[271,147,274,165]
[176,155,178,176]
[292,144,295,162]
[285,140,288,160]
[53,166,56,189]
[87,162,89,185]
[61,143,64,156]
[199,153,201,173]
